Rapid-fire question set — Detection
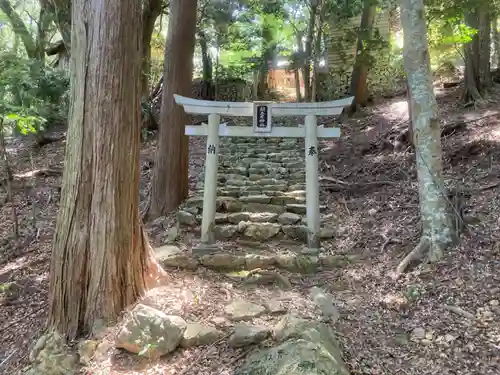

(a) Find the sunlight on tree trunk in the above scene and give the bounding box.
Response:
[148,0,197,218]
[141,0,163,99]
[48,0,167,340]
[395,0,457,277]
[39,0,71,51]
[493,18,500,68]
[199,30,213,82]
[478,6,492,88]
[349,2,377,110]
[462,10,482,102]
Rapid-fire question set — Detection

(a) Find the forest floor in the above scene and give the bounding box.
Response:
[1,85,500,375]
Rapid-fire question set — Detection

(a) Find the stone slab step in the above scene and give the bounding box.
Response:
[156,246,359,274]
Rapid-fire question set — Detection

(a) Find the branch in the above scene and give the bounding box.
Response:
[0,0,38,58]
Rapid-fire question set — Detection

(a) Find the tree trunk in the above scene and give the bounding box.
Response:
[349,2,377,109]
[294,68,302,101]
[47,0,166,340]
[303,3,318,102]
[199,30,213,81]
[147,0,197,218]
[257,24,274,98]
[462,9,482,101]
[0,0,40,59]
[40,0,71,51]
[141,0,163,99]
[397,0,456,275]
[493,17,500,68]
[311,8,324,103]
[478,6,492,88]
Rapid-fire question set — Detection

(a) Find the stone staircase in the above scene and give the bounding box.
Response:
[177,136,335,243]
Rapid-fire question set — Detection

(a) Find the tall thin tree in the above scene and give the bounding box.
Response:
[148,0,198,218]
[395,0,457,277]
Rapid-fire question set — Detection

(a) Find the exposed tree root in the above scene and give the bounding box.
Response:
[393,237,430,280]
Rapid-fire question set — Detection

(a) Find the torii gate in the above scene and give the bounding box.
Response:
[174,94,354,253]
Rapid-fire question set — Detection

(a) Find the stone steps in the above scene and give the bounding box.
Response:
[180,136,329,243]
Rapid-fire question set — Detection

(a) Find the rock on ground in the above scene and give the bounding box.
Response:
[115,304,186,358]
[224,300,266,321]
[228,324,270,348]
[180,323,223,348]
[235,315,350,375]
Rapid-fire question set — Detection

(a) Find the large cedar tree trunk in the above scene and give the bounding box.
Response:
[147,0,197,218]
[141,0,163,99]
[48,0,166,340]
[349,2,377,109]
[396,0,457,277]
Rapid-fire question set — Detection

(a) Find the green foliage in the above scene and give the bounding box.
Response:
[0,52,69,135]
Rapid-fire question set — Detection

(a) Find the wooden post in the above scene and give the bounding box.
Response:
[199,113,220,247]
[305,114,320,249]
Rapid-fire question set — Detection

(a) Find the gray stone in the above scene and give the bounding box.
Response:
[245,203,286,214]
[213,224,238,239]
[277,212,301,225]
[228,324,270,348]
[228,212,251,223]
[155,245,199,269]
[249,212,279,223]
[177,211,197,226]
[264,299,287,315]
[245,254,276,270]
[239,195,272,204]
[310,287,340,322]
[215,213,229,224]
[180,323,223,348]
[225,300,266,321]
[236,315,349,375]
[282,225,308,240]
[218,197,244,212]
[244,223,281,240]
[286,204,307,214]
[271,195,301,205]
[184,197,204,209]
[115,304,186,358]
[200,253,246,269]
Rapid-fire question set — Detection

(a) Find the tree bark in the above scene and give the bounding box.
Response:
[48,0,166,340]
[311,6,324,103]
[0,0,40,59]
[478,6,492,88]
[462,9,482,101]
[493,17,500,68]
[198,30,213,81]
[303,3,318,102]
[141,0,163,99]
[399,0,456,266]
[349,2,377,109]
[39,0,71,51]
[147,0,197,218]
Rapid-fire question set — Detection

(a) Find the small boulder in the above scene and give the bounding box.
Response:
[277,212,302,225]
[225,300,266,321]
[244,223,281,241]
[115,304,186,358]
[228,324,270,348]
[180,323,223,348]
[236,315,350,375]
[177,211,197,226]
